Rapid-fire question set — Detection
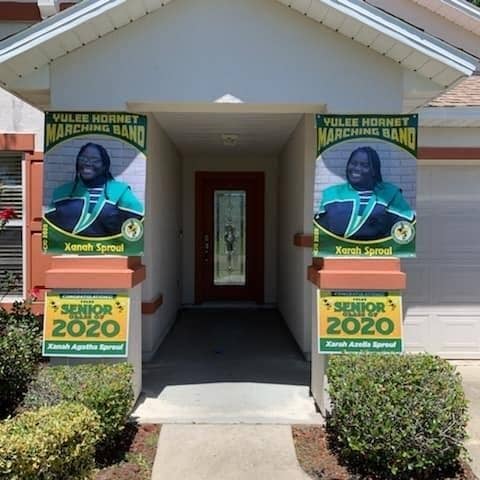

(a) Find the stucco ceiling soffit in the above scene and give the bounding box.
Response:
[151,111,305,156]
[410,0,480,35]
[13,63,50,89]
[278,0,479,83]
[402,69,444,113]
[0,0,171,88]
[0,64,50,109]
[14,88,51,110]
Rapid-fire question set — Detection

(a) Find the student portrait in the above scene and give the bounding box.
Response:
[44,139,145,238]
[314,145,415,241]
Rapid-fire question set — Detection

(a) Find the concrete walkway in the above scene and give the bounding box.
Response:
[140,311,480,479]
[456,363,480,478]
[151,425,310,480]
[135,309,320,478]
[133,309,322,424]
[147,362,480,480]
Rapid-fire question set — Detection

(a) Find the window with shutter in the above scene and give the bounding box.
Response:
[0,155,23,297]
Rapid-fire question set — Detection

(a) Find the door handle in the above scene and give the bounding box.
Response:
[204,234,209,263]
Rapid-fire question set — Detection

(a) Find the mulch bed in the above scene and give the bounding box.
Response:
[92,422,477,479]
[94,423,160,480]
[292,425,477,480]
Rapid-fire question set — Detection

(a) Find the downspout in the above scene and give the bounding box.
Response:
[37,0,60,19]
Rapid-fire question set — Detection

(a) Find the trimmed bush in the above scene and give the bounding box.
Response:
[0,402,101,480]
[23,363,134,445]
[0,301,42,418]
[327,354,469,479]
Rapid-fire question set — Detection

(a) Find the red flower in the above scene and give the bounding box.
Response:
[30,287,41,300]
[0,208,17,221]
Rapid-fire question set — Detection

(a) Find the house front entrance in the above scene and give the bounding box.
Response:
[195,172,265,304]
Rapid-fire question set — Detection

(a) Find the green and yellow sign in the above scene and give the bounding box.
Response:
[313,114,417,258]
[43,292,129,358]
[316,114,417,157]
[45,112,147,153]
[42,112,147,256]
[318,290,403,354]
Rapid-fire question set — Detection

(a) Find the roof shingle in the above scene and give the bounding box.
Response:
[429,74,480,107]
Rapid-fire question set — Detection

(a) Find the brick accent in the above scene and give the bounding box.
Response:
[142,294,163,314]
[418,147,480,160]
[45,257,146,289]
[0,133,35,152]
[308,258,406,290]
[0,2,75,20]
[293,233,313,247]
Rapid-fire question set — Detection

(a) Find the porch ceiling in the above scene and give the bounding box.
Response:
[153,112,303,156]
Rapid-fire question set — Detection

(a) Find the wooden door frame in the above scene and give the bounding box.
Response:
[195,171,265,304]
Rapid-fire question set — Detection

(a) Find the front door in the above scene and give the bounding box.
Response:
[195,172,264,303]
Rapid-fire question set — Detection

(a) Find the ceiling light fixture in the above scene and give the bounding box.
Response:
[222,134,239,146]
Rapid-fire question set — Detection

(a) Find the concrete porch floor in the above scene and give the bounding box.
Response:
[132,308,322,424]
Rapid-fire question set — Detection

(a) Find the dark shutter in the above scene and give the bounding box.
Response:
[0,155,23,296]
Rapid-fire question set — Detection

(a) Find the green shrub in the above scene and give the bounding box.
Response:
[0,298,40,332]
[327,354,469,479]
[23,363,134,446]
[0,301,42,418]
[0,402,101,480]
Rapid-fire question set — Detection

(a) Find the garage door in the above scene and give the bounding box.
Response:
[404,165,480,359]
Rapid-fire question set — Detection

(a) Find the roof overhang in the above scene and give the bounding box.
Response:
[411,0,480,36]
[0,0,478,109]
[281,0,478,85]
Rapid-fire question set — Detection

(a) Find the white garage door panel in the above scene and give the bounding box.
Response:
[412,222,432,257]
[404,165,480,359]
[405,309,480,359]
[404,264,480,305]
[426,167,480,200]
[430,210,480,257]
[436,313,480,357]
[403,262,431,305]
[430,265,480,304]
[403,312,431,352]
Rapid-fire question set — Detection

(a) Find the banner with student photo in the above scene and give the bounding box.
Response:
[313,114,417,258]
[42,112,147,255]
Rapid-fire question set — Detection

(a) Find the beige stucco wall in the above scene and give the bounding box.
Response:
[50,0,404,112]
[181,154,278,305]
[419,126,480,148]
[277,114,316,356]
[0,88,44,150]
[142,114,182,360]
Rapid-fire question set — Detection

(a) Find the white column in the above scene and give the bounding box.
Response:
[310,284,329,415]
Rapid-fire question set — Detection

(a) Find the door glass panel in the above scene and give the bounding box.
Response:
[214,190,246,286]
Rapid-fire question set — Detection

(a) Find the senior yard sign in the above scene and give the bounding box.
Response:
[43,292,129,358]
[318,290,403,354]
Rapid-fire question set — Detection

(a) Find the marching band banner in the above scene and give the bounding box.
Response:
[42,112,147,255]
[313,114,417,258]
